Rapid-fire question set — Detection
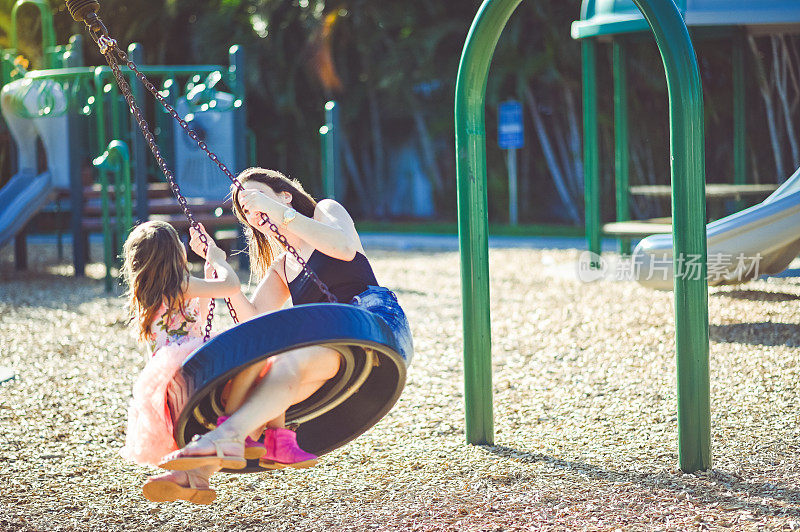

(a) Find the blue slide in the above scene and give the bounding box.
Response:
[0,171,55,249]
[1,77,68,250]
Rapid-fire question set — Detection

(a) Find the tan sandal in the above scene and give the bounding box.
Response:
[258,457,318,470]
[159,435,247,471]
[142,473,216,505]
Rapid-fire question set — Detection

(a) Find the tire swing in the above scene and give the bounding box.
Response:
[168,304,407,473]
[67,0,410,473]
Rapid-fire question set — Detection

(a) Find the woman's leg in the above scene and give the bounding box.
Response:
[221,345,340,438]
[266,412,285,429]
[167,346,340,457]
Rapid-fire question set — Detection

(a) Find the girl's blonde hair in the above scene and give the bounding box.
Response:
[121,220,190,343]
[231,168,317,280]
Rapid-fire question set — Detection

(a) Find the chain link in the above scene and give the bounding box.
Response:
[105,39,337,306]
[108,46,337,303]
[90,31,336,341]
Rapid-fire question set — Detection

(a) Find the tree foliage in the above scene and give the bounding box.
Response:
[2,1,799,223]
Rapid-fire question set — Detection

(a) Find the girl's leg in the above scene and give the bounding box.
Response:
[224,359,270,414]
[148,464,218,489]
[167,346,340,457]
[223,360,271,439]
[266,412,285,429]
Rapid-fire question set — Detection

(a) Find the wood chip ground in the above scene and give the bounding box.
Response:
[1,242,799,531]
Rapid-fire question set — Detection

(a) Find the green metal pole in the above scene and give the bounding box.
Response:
[11,0,57,68]
[0,52,13,85]
[109,84,122,140]
[613,39,631,256]
[320,125,331,198]
[582,39,601,256]
[127,43,148,222]
[112,140,132,253]
[93,140,131,291]
[94,69,107,156]
[93,151,114,292]
[155,78,177,165]
[324,101,340,200]
[247,129,258,167]
[632,0,710,472]
[112,142,125,257]
[732,32,746,210]
[455,0,522,445]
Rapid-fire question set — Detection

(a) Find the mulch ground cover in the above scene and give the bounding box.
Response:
[1,242,799,531]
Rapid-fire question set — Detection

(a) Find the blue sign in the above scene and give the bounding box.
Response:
[498,100,524,149]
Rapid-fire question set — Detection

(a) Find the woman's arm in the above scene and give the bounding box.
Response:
[251,257,292,314]
[240,190,361,261]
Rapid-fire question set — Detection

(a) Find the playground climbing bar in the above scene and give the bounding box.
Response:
[92,139,131,292]
[613,40,631,255]
[630,0,710,473]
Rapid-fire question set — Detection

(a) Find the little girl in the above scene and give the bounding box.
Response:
[118,220,241,504]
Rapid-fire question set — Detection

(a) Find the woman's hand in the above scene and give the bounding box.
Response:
[189,223,216,259]
[239,189,277,226]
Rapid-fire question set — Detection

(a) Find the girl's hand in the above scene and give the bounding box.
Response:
[205,244,227,264]
[189,223,215,258]
[203,259,216,280]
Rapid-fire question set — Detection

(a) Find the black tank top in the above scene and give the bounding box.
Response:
[286,250,379,305]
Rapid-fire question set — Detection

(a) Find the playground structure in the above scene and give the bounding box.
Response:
[0,0,249,288]
[572,0,800,274]
[456,0,710,472]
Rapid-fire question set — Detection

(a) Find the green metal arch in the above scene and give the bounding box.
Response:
[454,0,710,472]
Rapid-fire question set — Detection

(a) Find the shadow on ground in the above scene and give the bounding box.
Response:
[711,289,800,302]
[710,322,800,346]
[485,445,800,519]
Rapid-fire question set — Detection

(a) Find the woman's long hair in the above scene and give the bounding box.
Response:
[121,220,190,343]
[231,168,317,280]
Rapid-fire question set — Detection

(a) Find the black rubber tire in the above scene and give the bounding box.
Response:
[167,303,408,473]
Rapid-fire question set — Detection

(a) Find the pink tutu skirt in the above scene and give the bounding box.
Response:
[120,337,204,466]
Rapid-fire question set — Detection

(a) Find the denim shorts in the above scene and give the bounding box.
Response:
[351,286,414,364]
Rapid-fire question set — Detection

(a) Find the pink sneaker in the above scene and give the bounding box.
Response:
[259,428,318,469]
[216,416,266,460]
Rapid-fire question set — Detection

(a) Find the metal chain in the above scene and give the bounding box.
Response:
[94,34,337,306]
[97,36,230,341]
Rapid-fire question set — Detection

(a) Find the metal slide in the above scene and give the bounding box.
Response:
[633,167,800,290]
[0,76,68,250]
[0,170,54,249]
